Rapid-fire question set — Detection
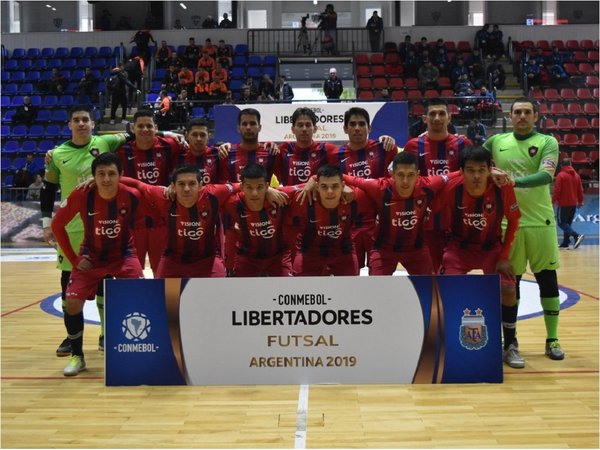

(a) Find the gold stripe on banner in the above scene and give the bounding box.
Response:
[164,278,188,384]
[433,279,446,384]
[412,278,445,384]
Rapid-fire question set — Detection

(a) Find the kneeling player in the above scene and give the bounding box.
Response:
[52,153,144,376]
[439,147,522,368]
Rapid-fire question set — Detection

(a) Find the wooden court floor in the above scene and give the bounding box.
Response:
[1,246,598,449]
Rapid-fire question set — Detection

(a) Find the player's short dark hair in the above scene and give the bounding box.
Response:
[291,107,317,126]
[92,152,122,175]
[68,104,93,120]
[238,108,261,125]
[316,164,343,180]
[240,163,268,182]
[392,152,418,171]
[171,165,202,183]
[133,109,155,122]
[510,97,537,113]
[459,146,492,169]
[425,98,449,112]
[344,107,370,127]
[185,118,210,132]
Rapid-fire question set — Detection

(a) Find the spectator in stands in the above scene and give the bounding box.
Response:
[77,67,98,101]
[377,88,392,101]
[173,19,185,30]
[454,73,474,94]
[451,58,469,84]
[155,90,172,130]
[415,36,430,55]
[108,62,139,124]
[323,67,343,102]
[182,37,200,69]
[366,11,383,52]
[209,72,228,101]
[434,38,447,55]
[399,35,414,61]
[223,90,235,104]
[317,4,338,54]
[258,74,275,98]
[243,76,259,98]
[216,39,233,68]
[13,167,32,200]
[27,174,43,201]
[40,67,67,94]
[549,46,565,67]
[130,28,156,65]
[173,89,193,125]
[12,96,37,127]
[417,59,440,91]
[155,40,173,69]
[466,118,486,145]
[469,60,487,88]
[434,46,450,76]
[23,153,43,176]
[162,63,179,93]
[194,67,211,99]
[212,61,228,84]
[202,15,218,28]
[475,86,500,122]
[201,38,217,57]
[274,75,294,102]
[523,58,541,89]
[486,57,506,90]
[239,86,256,103]
[197,50,216,72]
[458,87,478,120]
[474,24,490,56]
[543,62,568,87]
[219,13,233,28]
[178,66,195,94]
[533,48,547,67]
[553,159,585,250]
[97,9,111,31]
[125,57,144,107]
[466,48,483,71]
[489,24,504,58]
[257,89,275,103]
[404,48,420,77]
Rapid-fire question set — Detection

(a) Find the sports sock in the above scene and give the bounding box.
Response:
[96,295,104,336]
[541,296,560,341]
[502,304,518,349]
[64,312,84,357]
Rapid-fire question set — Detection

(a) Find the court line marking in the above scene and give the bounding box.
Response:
[1,299,44,317]
[1,376,104,380]
[294,384,309,449]
[524,272,599,301]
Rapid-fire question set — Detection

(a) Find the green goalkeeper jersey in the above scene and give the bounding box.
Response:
[484,131,558,228]
[45,134,125,234]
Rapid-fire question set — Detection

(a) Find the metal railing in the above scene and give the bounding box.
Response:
[247,28,384,55]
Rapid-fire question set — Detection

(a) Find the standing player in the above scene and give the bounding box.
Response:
[341,152,454,275]
[223,164,295,277]
[286,164,370,276]
[115,110,186,275]
[41,105,130,356]
[327,107,398,269]
[181,118,222,185]
[403,98,473,272]
[439,147,522,368]
[484,97,565,362]
[51,153,144,376]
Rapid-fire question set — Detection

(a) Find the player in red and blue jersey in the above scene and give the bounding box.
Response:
[223,164,296,277]
[52,153,144,377]
[439,146,521,367]
[326,107,398,270]
[181,118,222,185]
[286,164,371,276]
[115,110,186,275]
[342,151,456,275]
[403,98,473,272]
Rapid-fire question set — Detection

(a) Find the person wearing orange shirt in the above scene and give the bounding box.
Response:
[197,51,216,72]
[178,66,194,94]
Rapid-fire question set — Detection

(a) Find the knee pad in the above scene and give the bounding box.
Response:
[60,270,71,299]
[534,269,559,298]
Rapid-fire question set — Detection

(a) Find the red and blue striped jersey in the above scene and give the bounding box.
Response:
[327,139,396,179]
[218,144,280,183]
[275,141,337,185]
[182,147,221,185]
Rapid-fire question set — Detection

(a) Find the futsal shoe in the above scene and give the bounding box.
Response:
[63,355,86,376]
[545,340,565,360]
[98,335,104,352]
[56,338,72,357]
[502,342,525,369]
[573,235,585,250]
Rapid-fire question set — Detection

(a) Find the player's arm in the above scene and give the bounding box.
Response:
[342,174,382,202]
[512,137,559,188]
[551,175,562,204]
[378,135,397,152]
[500,185,521,262]
[51,193,81,267]
[40,168,59,246]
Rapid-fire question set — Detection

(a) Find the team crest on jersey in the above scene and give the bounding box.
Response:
[156,152,162,158]
[528,146,539,157]
[449,150,455,157]
[341,215,347,221]
[368,151,374,159]
[206,158,213,166]
[416,199,424,207]
[311,153,316,158]
[459,308,488,350]
[258,157,264,165]
[120,208,128,216]
[89,148,100,158]
[485,203,493,213]
[270,209,277,215]
[201,211,208,218]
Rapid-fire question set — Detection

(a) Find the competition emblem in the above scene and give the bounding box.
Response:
[528,146,539,157]
[459,308,488,350]
[89,148,100,158]
[122,312,151,341]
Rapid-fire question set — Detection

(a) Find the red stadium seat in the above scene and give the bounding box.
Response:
[560,88,576,101]
[358,90,374,100]
[440,89,454,98]
[543,88,560,102]
[578,63,595,75]
[424,89,439,99]
[384,52,399,65]
[577,167,595,180]
[588,51,599,63]
[371,65,386,77]
[563,63,579,76]
[591,117,600,129]
[589,150,599,162]
[573,51,588,63]
[410,103,425,117]
[551,40,566,50]
[384,63,403,77]
[594,88,600,100]
[445,41,456,52]
[574,117,590,130]
[570,150,588,164]
[566,40,581,51]
[388,78,404,89]
[438,77,452,89]
[457,41,471,52]
[550,103,567,116]
[530,88,544,101]
[383,42,398,53]
[447,103,460,116]
[581,40,595,50]
[556,118,573,130]
[407,90,423,101]
[372,77,388,90]
[370,53,384,65]
[559,150,568,161]
[355,53,369,65]
[391,90,406,101]
[536,40,550,50]
[562,133,580,147]
[581,134,599,147]
[576,88,593,100]
[356,65,370,78]
[357,78,372,90]
[537,102,550,116]
[568,103,584,116]
[544,118,557,131]
[584,103,599,115]
[404,78,418,90]
[585,76,599,86]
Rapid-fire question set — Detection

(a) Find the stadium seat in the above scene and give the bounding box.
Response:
[383,42,398,53]
[41,47,55,58]
[246,67,261,78]
[384,53,399,65]
[457,41,471,52]
[536,40,550,50]
[581,40,595,50]
[98,46,113,58]
[45,124,61,138]
[563,63,579,76]
[20,140,37,154]
[371,65,386,77]
[76,58,92,69]
[562,133,580,147]
[578,63,595,75]
[551,40,566,50]
[370,53,384,65]
[529,88,543,101]
[543,118,557,131]
[1,125,10,138]
[18,59,33,71]
[589,150,599,163]
[50,109,68,123]
[404,78,418,89]
[232,55,247,67]
[10,95,24,107]
[584,103,599,115]
[556,118,573,130]
[357,78,372,90]
[12,157,27,170]
[543,88,560,102]
[28,124,45,139]
[26,71,41,83]
[438,77,452,89]
[576,88,593,101]
[570,151,588,164]
[11,48,26,59]
[84,46,98,58]
[1,70,9,83]
[411,103,425,116]
[3,174,14,187]
[574,117,591,130]
[10,71,25,83]
[263,54,277,66]
[577,167,594,181]
[3,59,18,71]
[588,51,599,63]
[61,124,71,139]
[69,47,84,59]
[388,78,404,89]
[1,95,10,108]
[591,117,599,129]
[2,141,19,155]
[372,78,387,90]
[35,109,52,123]
[57,95,74,108]
[356,66,370,78]
[560,88,576,101]
[26,48,41,59]
[2,111,15,123]
[32,59,47,71]
[581,133,599,147]
[62,59,77,70]
[566,40,581,51]
[585,76,599,87]
[38,139,56,153]
[234,44,248,55]
[358,90,374,100]
[549,103,567,116]
[537,102,550,116]
[391,90,406,101]
[424,89,439,99]
[19,83,34,95]
[55,47,69,58]
[47,58,62,70]
[407,90,422,101]
[2,84,18,95]
[1,157,13,173]
[594,88,600,100]
[568,103,584,115]
[573,51,588,63]
[248,55,261,67]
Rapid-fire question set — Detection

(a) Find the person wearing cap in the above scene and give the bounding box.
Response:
[323,68,343,102]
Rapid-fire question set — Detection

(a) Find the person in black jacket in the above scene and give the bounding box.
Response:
[107,63,139,124]
[366,11,383,52]
[323,67,343,102]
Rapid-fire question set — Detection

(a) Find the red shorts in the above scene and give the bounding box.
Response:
[156,255,226,278]
[351,224,375,269]
[233,252,292,277]
[369,247,434,275]
[133,224,168,275]
[66,256,144,301]
[292,251,359,276]
[423,229,447,274]
[442,242,514,287]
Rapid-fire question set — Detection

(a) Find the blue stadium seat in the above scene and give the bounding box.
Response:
[98,46,113,58]
[1,157,13,173]
[65,82,79,94]
[71,69,85,81]
[3,140,19,154]
[61,124,71,139]
[45,124,61,138]
[51,109,68,123]
[150,80,162,92]
[41,47,55,58]
[2,84,18,95]
[69,47,84,59]
[12,157,26,170]
[91,58,107,69]
[29,95,42,107]
[57,95,74,108]
[26,71,41,83]
[10,71,26,83]
[19,83,34,95]
[3,60,18,71]
[59,70,71,80]
[3,174,14,187]
[35,109,52,123]
[11,125,28,139]
[33,59,47,70]
[91,69,102,79]
[1,71,10,83]
[62,59,77,70]
[229,79,244,92]
[28,124,45,139]
[47,59,62,69]
[248,55,262,67]
[155,68,166,79]
[42,95,58,108]
[263,66,276,79]
[10,95,24,107]
[263,54,277,66]
[1,95,11,108]
[55,47,69,58]
[233,55,248,67]
[247,67,262,78]
[18,59,33,71]
[2,108,15,123]
[230,67,246,79]
[75,94,91,104]
[26,48,41,59]
[234,44,248,55]
[39,139,56,153]
[21,140,37,154]
[84,46,98,58]
[191,107,205,118]
[77,58,92,69]
[11,48,26,59]
[1,125,10,138]
[40,70,53,82]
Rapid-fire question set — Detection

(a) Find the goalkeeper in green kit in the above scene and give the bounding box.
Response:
[484,97,564,369]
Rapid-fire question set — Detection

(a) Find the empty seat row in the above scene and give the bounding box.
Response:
[2,57,112,72]
[2,139,57,155]
[538,103,600,117]
[544,117,600,131]
[8,46,118,60]
[531,87,599,102]
[513,39,598,51]
[2,124,72,139]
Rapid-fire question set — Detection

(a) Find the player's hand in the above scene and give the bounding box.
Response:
[226,268,235,277]
[218,142,231,159]
[341,185,354,204]
[264,141,280,155]
[298,177,317,205]
[76,255,93,272]
[490,167,514,186]
[495,259,515,281]
[43,227,57,248]
[266,187,289,207]
[165,185,176,200]
[379,135,397,152]
[76,177,96,191]
[163,131,187,146]
[45,149,54,166]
